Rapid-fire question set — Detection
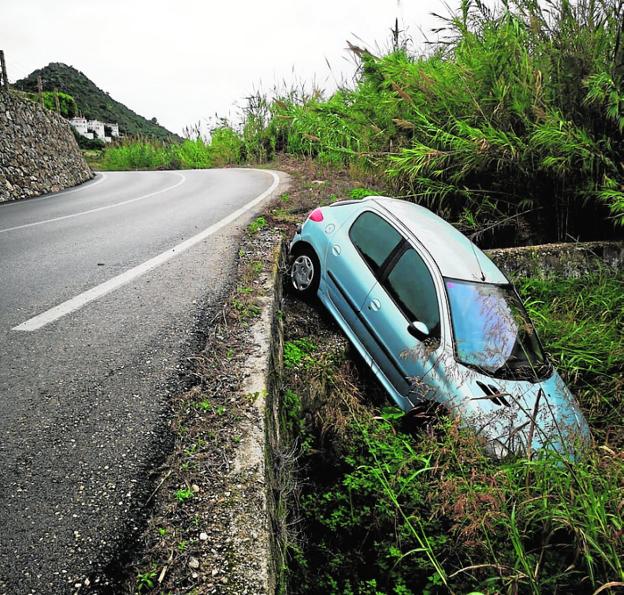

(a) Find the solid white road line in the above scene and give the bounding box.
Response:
[0,172,186,234]
[12,170,280,332]
[0,172,108,207]
[35,171,108,200]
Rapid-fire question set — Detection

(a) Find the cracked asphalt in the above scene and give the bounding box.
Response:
[0,168,284,594]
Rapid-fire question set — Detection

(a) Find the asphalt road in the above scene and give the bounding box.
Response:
[0,168,283,594]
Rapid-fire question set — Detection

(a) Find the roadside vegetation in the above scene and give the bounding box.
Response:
[99,0,623,246]
[266,159,624,594]
[99,127,241,171]
[280,273,624,595]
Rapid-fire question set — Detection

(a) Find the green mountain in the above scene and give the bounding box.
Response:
[14,63,179,141]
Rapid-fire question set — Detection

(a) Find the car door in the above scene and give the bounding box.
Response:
[360,244,443,406]
[325,209,403,333]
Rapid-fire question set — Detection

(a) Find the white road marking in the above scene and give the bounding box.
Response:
[0,172,108,206]
[12,170,280,332]
[0,172,186,234]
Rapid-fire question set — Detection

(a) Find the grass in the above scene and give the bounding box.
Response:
[519,273,624,442]
[227,253,267,323]
[281,272,624,594]
[98,125,242,171]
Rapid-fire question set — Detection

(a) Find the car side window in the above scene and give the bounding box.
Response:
[349,211,402,276]
[383,247,441,337]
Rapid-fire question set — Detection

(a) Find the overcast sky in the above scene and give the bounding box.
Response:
[2,0,458,135]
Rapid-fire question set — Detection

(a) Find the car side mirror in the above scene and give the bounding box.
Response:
[407,320,430,341]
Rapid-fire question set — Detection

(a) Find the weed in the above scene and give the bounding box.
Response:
[231,297,261,320]
[175,487,193,504]
[177,540,188,553]
[248,216,267,235]
[349,188,378,200]
[135,566,158,592]
[250,260,264,276]
[280,192,290,202]
[283,337,317,369]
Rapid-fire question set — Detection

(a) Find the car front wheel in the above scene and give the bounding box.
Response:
[289,246,320,299]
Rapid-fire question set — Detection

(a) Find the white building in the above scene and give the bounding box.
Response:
[69,117,121,142]
[69,116,94,140]
[88,120,105,140]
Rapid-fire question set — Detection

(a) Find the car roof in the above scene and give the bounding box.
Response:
[368,197,508,284]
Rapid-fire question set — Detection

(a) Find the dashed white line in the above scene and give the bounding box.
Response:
[0,172,186,234]
[12,170,280,332]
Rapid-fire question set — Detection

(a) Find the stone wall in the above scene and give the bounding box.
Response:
[486,241,623,279]
[0,91,92,202]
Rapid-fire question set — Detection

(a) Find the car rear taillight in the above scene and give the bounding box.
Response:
[308,208,324,222]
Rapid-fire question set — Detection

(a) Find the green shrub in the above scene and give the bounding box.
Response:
[241,0,624,241]
[100,140,169,170]
[98,124,245,171]
[41,91,76,118]
[210,126,242,166]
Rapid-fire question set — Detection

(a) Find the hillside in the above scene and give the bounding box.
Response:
[14,63,179,141]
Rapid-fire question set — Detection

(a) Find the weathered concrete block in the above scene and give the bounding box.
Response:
[486,241,623,279]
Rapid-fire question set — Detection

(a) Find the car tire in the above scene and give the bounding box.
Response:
[288,245,320,300]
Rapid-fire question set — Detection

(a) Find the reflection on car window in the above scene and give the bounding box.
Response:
[384,248,440,336]
[445,279,547,377]
[349,211,402,275]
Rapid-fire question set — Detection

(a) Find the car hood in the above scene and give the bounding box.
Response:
[458,370,590,457]
[420,363,591,458]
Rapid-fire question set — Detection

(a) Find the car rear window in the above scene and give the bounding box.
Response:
[349,211,402,275]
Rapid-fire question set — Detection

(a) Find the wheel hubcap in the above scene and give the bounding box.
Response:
[291,255,314,291]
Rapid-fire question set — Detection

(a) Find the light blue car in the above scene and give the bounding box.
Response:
[288,196,590,457]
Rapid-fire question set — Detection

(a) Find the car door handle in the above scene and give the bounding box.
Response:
[368,298,381,311]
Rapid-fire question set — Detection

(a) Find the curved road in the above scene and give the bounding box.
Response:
[0,169,285,594]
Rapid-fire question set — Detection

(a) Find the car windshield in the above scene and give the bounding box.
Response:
[444,279,549,379]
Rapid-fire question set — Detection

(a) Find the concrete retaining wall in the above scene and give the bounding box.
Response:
[0,92,92,202]
[486,241,623,278]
